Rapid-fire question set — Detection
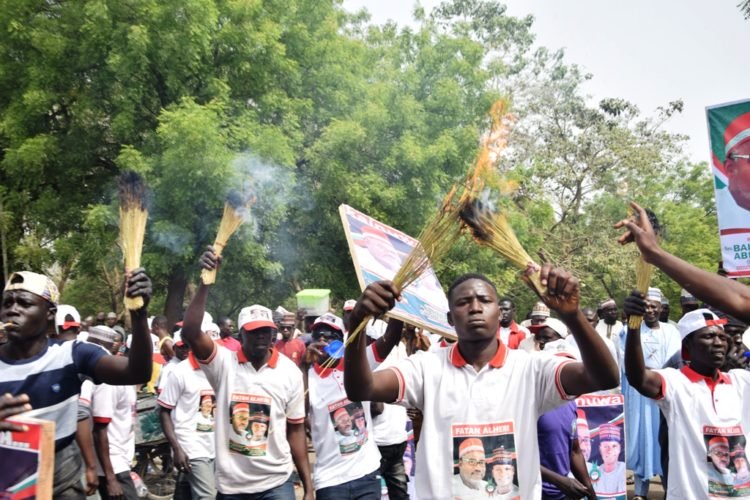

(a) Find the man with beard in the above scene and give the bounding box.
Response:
[180,247,313,499]
[618,287,680,499]
[452,438,489,499]
[595,299,622,342]
[497,298,528,350]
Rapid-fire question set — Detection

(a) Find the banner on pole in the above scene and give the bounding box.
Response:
[707,99,750,277]
[339,204,455,338]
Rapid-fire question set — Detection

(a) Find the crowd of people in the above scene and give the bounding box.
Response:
[1,202,750,500]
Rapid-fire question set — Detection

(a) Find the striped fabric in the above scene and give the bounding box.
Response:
[0,339,106,449]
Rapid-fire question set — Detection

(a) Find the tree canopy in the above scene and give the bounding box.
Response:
[0,0,719,325]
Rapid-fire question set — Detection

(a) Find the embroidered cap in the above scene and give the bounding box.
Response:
[708,436,730,452]
[5,271,59,306]
[646,287,662,302]
[458,438,485,458]
[598,423,621,443]
[232,402,250,415]
[530,302,550,318]
[489,446,514,465]
[677,308,727,341]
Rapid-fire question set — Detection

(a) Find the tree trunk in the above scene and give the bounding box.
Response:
[164,266,188,328]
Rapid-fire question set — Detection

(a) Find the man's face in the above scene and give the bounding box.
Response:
[1,291,53,343]
[734,456,748,472]
[681,301,699,316]
[458,450,486,484]
[200,400,212,417]
[601,305,618,324]
[578,427,591,461]
[174,344,190,361]
[354,415,366,431]
[312,326,342,344]
[220,319,234,339]
[335,412,353,435]
[530,315,546,326]
[659,303,670,323]
[710,444,731,471]
[687,327,730,369]
[278,320,295,340]
[643,299,662,326]
[106,313,117,327]
[498,300,514,327]
[241,327,275,362]
[111,333,123,355]
[534,326,561,351]
[492,464,515,490]
[232,411,249,434]
[250,421,267,439]
[726,142,750,211]
[365,236,403,273]
[600,441,621,466]
[448,280,500,342]
[95,312,105,325]
[582,309,598,328]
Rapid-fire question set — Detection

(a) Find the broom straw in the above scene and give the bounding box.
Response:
[201,191,251,285]
[627,207,659,329]
[119,171,148,311]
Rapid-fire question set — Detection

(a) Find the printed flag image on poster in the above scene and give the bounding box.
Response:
[0,417,55,500]
[707,99,750,277]
[339,204,455,338]
[575,394,626,500]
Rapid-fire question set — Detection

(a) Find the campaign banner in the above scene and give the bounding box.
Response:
[575,394,626,500]
[339,204,455,338]
[0,417,55,500]
[707,99,750,277]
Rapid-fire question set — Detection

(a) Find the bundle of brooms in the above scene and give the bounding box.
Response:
[627,208,661,329]
[119,171,149,311]
[201,190,254,285]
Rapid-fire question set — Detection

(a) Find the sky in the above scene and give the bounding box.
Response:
[342,0,750,164]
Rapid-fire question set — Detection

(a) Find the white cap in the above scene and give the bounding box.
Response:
[530,302,550,318]
[5,271,59,305]
[542,338,576,358]
[343,300,357,312]
[646,287,662,302]
[313,312,345,333]
[55,304,81,330]
[238,305,276,332]
[205,322,220,340]
[677,308,726,341]
[531,317,569,338]
[173,329,183,345]
[365,319,388,340]
[743,327,750,350]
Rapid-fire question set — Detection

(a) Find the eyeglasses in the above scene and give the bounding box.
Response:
[461,458,486,467]
[729,153,750,161]
[278,325,294,331]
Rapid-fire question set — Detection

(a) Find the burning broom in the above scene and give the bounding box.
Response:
[201,190,254,285]
[119,171,148,311]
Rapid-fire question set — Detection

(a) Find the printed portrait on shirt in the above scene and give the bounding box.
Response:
[704,426,750,497]
[575,394,626,500]
[228,393,272,457]
[328,399,368,455]
[451,422,520,500]
[196,390,215,432]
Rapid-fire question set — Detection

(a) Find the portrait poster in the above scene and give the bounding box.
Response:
[451,421,520,500]
[328,399,369,456]
[575,394,626,500]
[228,393,271,457]
[196,390,215,432]
[703,425,750,498]
[339,204,455,338]
[707,99,750,277]
[0,417,55,500]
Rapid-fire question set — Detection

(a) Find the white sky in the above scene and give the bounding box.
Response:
[343,0,750,163]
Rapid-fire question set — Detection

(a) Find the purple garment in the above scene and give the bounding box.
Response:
[537,401,577,500]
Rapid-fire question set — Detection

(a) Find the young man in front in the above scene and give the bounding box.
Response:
[0,269,153,498]
[344,265,619,499]
[181,247,313,500]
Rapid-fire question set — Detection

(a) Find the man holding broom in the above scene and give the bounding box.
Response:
[344,264,619,499]
[0,268,154,499]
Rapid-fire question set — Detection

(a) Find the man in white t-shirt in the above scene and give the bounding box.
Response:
[344,265,619,499]
[158,337,216,499]
[180,247,314,499]
[622,293,750,499]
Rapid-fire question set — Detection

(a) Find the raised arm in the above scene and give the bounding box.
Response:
[180,247,221,360]
[616,201,750,323]
[344,281,402,403]
[371,318,404,361]
[622,291,664,399]
[94,268,153,385]
[530,265,619,394]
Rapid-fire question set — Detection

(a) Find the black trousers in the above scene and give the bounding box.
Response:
[377,441,409,500]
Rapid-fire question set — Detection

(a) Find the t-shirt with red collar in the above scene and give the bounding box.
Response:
[274,337,306,367]
[498,321,529,350]
[308,344,382,491]
[218,336,242,353]
[654,365,750,499]
[199,344,305,495]
[388,340,574,499]
[157,354,216,461]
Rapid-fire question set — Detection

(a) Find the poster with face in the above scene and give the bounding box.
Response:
[196,390,215,432]
[228,393,271,457]
[339,204,455,338]
[328,399,368,456]
[703,425,750,497]
[575,394,626,500]
[707,99,750,277]
[451,422,520,500]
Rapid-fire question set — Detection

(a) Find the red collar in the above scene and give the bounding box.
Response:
[313,358,343,378]
[236,347,279,369]
[680,365,731,392]
[188,352,200,370]
[449,340,507,369]
[504,321,522,333]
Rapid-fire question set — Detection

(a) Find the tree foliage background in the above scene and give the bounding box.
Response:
[0,0,720,326]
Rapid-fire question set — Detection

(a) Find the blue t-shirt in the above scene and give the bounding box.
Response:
[537,401,577,499]
[0,339,106,449]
